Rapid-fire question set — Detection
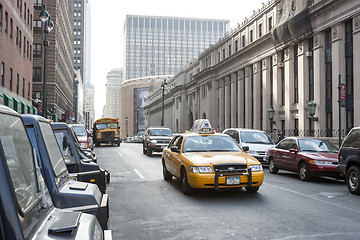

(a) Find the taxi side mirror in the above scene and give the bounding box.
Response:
[242,146,249,152]
[171,146,180,153]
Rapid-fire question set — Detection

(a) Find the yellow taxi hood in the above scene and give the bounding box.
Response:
[182,152,260,166]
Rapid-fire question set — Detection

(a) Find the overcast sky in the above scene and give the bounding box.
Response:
[89,0,265,119]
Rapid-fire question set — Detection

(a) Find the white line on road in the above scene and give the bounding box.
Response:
[134,169,145,179]
[118,153,123,157]
[264,182,360,214]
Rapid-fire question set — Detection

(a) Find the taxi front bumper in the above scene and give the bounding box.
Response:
[188,169,264,190]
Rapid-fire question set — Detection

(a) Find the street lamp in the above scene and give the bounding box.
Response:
[40,4,54,118]
[125,116,128,137]
[161,79,167,126]
[307,100,318,121]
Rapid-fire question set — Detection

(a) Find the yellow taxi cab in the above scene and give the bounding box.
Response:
[161,129,264,194]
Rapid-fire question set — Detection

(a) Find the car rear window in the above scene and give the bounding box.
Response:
[342,129,360,148]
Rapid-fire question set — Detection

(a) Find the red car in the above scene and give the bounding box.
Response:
[266,137,339,181]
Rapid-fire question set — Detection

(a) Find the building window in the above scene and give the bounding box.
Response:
[294,45,298,103]
[28,82,30,99]
[0,4,3,30]
[268,16,273,31]
[32,67,41,82]
[222,48,225,60]
[27,41,29,58]
[24,3,26,20]
[10,18,13,38]
[1,62,4,86]
[281,51,285,106]
[34,0,42,10]
[16,74,19,94]
[5,11,8,33]
[250,30,253,42]
[345,19,354,132]
[9,68,13,91]
[242,35,245,47]
[22,78,25,97]
[33,44,42,58]
[308,38,314,101]
[235,40,238,52]
[259,23,263,37]
[16,27,19,45]
[228,44,231,56]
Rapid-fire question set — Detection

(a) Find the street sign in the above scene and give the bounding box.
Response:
[340,83,346,108]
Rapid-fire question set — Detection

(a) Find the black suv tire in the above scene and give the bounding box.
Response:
[346,166,360,194]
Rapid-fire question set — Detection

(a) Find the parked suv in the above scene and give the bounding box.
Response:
[338,126,360,194]
[223,128,275,164]
[143,127,173,156]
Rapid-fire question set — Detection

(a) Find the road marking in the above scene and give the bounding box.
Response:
[134,169,145,179]
[264,182,360,214]
[118,153,123,157]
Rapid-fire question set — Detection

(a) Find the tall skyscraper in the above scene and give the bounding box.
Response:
[123,15,229,80]
[105,68,123,118]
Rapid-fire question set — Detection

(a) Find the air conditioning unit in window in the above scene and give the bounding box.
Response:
[278,62,284,68]
[305,51,312,57]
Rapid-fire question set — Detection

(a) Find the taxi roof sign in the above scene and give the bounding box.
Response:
[192,119,212,132]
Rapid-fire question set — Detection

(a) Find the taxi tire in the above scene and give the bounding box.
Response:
[268,158,279,174]
[162,162,172,181]
[245,186,259,193]
[181,169,193,195]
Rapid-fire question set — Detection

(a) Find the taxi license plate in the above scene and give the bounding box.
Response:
[226,177,240,185]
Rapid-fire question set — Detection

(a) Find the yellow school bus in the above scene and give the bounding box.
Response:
[93,118,121,147]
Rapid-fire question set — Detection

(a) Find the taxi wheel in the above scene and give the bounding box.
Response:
[245,186,259,193]
[181,169,193,195]
[162,162,172,181]
[268,158,278,174]
[299,162,311,181]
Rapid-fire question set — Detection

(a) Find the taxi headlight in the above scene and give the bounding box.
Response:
[249,164,263,172]
[189,166,213,173]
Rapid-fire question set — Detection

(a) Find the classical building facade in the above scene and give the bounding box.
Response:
[32,0,74,121]
[123,15,229,80]
[105,68,123,118]
[0,0,34,113]
[145,0,360,140]
[119,75,172,138]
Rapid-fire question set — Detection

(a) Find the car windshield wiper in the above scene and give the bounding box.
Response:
[185,150,209,153]
[301,149,318,152]
[209,149,235,152]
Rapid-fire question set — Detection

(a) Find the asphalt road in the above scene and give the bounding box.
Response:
[95,143,360,240]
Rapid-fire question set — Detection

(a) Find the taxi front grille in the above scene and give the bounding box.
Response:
[213,163,248,174]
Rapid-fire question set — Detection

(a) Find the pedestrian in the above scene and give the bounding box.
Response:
[278,130,284,142]
[270,128,279,143]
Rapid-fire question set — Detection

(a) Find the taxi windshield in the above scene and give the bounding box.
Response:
[182,135,242,153]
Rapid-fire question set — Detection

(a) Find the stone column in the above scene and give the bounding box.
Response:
[224,76,231,129]
[272,54,279,130]
[297,42,307,136]
[231,72,237,127]
[238,69,245,128]
[253,62,261,130]
[244,67,251,128]
[313,33,327,131]
[219,79,225,131]
[262,58,270,131]
[331,23,346,134]
[284,47,293,131]
[353,16,360,126]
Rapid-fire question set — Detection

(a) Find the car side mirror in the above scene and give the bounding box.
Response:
[289,148,298,153]
[242,146,249,152]
[171,146,180,153]
[62,136,68,151]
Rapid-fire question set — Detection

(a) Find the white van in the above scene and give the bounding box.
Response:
[223,128,275,163]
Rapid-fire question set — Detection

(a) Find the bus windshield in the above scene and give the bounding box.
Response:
[95,123,118,129]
